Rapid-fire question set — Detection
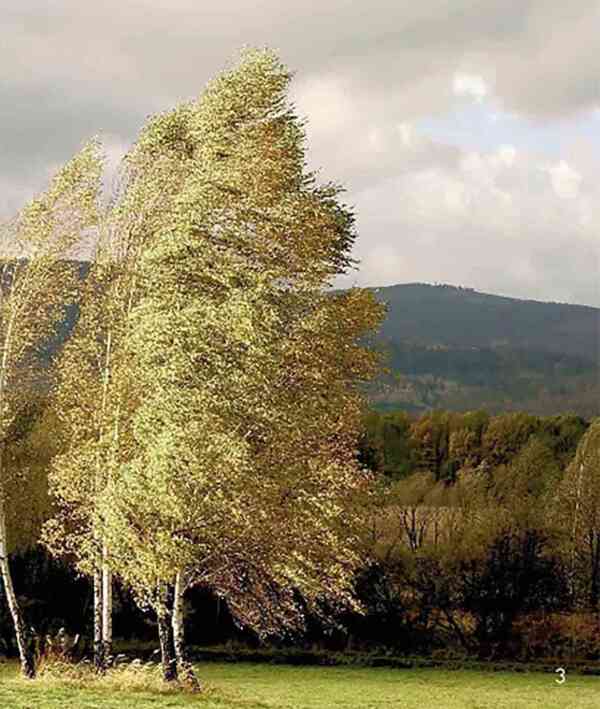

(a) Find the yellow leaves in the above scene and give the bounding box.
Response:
[0,142,104,415]
[40,47,387,633]
[16,140,103,257]
[191,48,291,136]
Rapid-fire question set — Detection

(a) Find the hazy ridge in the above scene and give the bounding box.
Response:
[365,283,599,417]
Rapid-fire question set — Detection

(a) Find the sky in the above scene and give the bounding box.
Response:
[1,1,599,307]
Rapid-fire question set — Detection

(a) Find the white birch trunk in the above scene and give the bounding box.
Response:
[0,306,35,678]
[172,569,200,691]
[93,565,103,671]
[101,544,112,664]
[92,328,111,672]
[0,463,35,678]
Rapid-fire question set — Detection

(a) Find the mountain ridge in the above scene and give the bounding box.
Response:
[361,282,598,417]
[362,281,598,310]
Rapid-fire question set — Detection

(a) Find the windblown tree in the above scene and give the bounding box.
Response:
[42,252,134,671]
[552,420,600,609]
[0,141,102,677]
[42,136,178,670]
[89,48,385,689]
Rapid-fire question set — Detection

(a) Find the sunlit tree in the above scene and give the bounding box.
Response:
[42,142,170,670]
[93,48,384,689]
[0,141,102,677]
[551,420,600,609]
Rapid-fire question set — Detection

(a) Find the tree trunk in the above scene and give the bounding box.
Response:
[101,545,112,665]
[157,585,177,682]
[172,570,200,691]
[93,565,104,672]
[569,463,584,604]
[93,326,111,674]
[0,463,35,678]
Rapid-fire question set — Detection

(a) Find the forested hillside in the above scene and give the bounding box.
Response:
[365,283,599,418]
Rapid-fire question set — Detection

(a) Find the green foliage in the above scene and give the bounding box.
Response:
[0,139,104,677]
[358,410,417,480]
[3,395,58,552]
[359,408,581,485]
[481,413,540,466]
[357,405,591,658]
[550,421,600,610]
[43,48,386,643]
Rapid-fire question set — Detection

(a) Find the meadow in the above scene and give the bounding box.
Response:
[1,661,598,709]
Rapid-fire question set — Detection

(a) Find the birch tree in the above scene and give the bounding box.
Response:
[95,48,385,689]
[43,257,130,671]
[0,140,102,677]
[551,420,600,609]
[43,88,210,674]
[42,143,175,670]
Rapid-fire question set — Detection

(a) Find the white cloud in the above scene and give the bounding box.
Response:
[367,128,386,153]
[397,122,414,148]
[493,145,517,168]
[338,133,599,307]
[292,75,353,137]
[2,0,599,307]
[444,181,470,213]
[452,73,489,103]
[546,160,582,199]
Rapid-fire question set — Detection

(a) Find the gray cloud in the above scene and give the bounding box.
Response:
[1,0,598,304]
[339,137,599,307]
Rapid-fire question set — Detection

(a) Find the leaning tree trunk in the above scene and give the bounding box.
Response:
[157,584,177,682]
[93,564,104,672]
[101,544,112,666]
[569,463,584,604]
[93,328,112,674]
[172,570,200,691]
[0,452,35,678]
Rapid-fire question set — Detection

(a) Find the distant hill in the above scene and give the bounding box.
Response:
[364,283,599,418]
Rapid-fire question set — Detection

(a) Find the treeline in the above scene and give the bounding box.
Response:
[354,409,600,660]
[359,409,589,481]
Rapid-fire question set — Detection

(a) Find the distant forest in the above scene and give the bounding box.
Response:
[364,283,599,418]
[359,407,589,481]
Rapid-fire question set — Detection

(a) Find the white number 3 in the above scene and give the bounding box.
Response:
[555,667,566,684]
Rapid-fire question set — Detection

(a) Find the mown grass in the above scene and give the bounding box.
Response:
[0,660,599,708]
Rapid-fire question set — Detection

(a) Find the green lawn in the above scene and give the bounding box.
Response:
[0,661,598,708]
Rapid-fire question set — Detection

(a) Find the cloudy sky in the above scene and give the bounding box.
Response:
[2,1,599,306]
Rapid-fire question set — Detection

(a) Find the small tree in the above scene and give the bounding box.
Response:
[0,141,102,677]
[42,141,171,671]
[551,421,600,609]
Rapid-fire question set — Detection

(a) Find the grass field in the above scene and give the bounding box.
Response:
[1,660,599,708]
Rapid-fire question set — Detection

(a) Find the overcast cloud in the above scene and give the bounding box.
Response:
[1,0,598,305]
